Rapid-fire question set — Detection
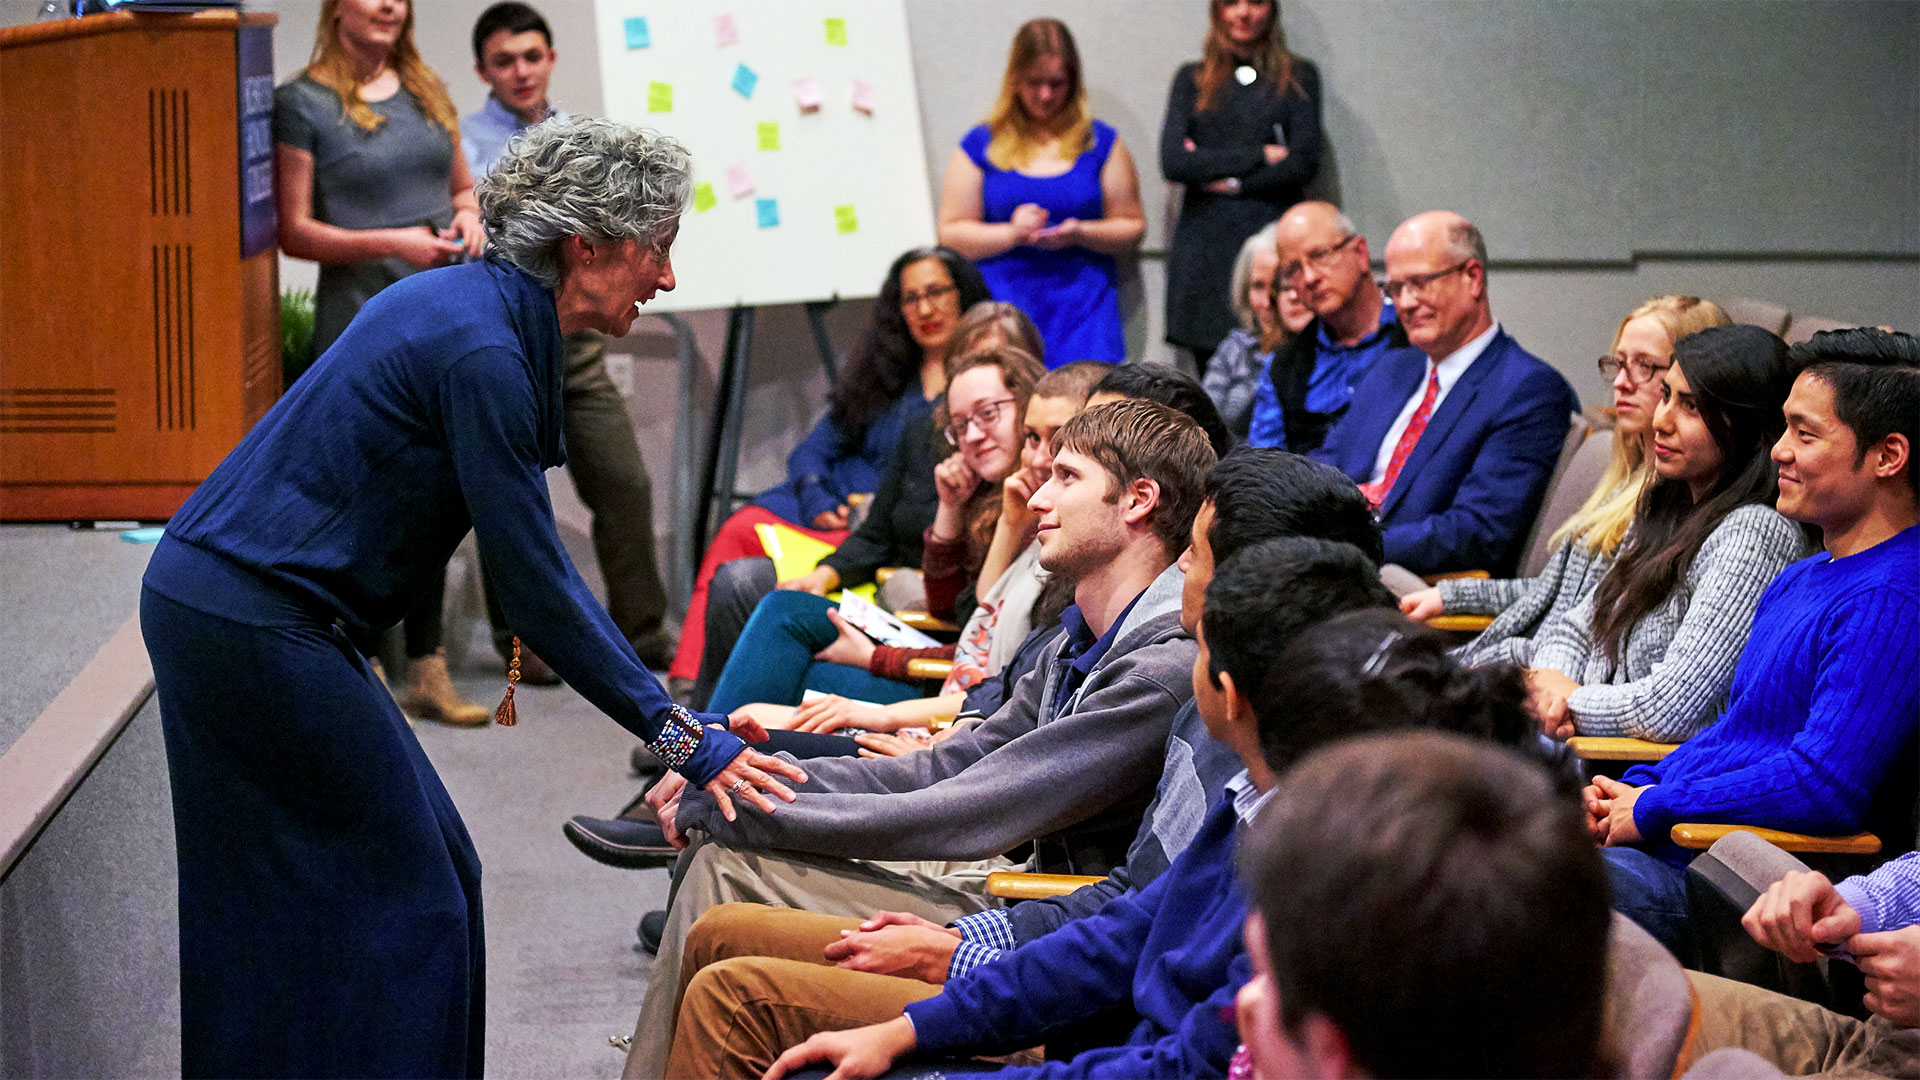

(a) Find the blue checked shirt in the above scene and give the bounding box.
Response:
[945,770,1270,981]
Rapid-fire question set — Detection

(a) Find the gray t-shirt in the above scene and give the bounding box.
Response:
[274,74,455,361]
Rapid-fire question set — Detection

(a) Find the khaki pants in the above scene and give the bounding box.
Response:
[662,904,941,1079]
[621,835,1005,1080]
[1684,972,1920,1077]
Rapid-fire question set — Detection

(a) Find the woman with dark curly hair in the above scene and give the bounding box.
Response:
[666,247,991,696]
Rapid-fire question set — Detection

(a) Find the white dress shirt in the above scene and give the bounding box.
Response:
[1367,321,1501,485]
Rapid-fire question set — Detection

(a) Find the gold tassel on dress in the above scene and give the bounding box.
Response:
[494,635,521,726]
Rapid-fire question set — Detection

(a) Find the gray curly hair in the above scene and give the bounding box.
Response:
[477,116,692,289]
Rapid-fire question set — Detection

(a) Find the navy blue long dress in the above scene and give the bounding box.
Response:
[140,258,743,1079]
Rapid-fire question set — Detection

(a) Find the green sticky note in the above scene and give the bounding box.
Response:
[692,182,717,213]
[833,204,858,234]
[757,121,780,151]
[824,17,847,46]
[647,81,673,113]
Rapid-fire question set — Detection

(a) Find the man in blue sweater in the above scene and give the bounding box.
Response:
[1590,329,1920,957]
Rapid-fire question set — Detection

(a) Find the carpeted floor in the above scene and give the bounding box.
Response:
[4,520,676,1078]
[419,671,673,1080]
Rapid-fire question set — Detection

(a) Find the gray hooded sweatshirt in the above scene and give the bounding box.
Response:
[674,563,1196,867]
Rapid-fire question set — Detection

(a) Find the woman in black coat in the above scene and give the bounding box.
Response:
[1160,0,1321,372]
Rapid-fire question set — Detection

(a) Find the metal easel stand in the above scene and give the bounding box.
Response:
[677,298,844,603]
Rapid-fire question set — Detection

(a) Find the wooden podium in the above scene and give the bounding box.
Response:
[0,10,281,521]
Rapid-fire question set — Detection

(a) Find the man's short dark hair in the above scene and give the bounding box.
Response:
[472,1,552,62]
[1790,328,1920,501]
[1240,732,1612,1079]
[1204,448,1383,565]
[1092,364,1234,459]
[1054,399,1217,559]
[1200,538,1395,721]
[1033,360,1113,404]
[1247,608,1540,774]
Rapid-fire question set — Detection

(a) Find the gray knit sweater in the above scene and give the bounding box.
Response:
[1443,538,1618,668]
[674,564,1196,863]
[1520,504,1809,742]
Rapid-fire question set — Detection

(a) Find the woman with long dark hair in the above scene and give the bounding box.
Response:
[1521,324,1810,742]
[665,247,991,695]
[938,18,1144,365]
[1160,0,1321,372]
[1403,296,1733,661]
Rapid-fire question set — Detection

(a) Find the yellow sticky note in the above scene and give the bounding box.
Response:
[834,204,858,234]
[692,182,716,213]
[647,81,673,113]
[824,17,847,46]
[757,121,781,151]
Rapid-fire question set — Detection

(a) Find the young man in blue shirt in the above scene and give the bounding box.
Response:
[1590,329,1920,957]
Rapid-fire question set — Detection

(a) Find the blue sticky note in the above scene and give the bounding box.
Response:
[624,17,650,49]
[121,526,166,543]
[756,198,779,228]
[731,63,758,99]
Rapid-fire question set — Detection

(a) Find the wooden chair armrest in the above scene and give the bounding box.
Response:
[985,871,1106,900]
[906,658,954,681]
[874,567,897,585]
[926,714,959,732]
[1566,736,1681,762]
[896,611,962,634]
[1423,570,1491,584]
[1428,614,1494,633]
[1669,824,1882,856]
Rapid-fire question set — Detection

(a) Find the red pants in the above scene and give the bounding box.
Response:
[668,506,848,680]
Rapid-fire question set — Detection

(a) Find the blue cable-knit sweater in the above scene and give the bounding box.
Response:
[1626,524,1920,859]
[905,796,1249,1079]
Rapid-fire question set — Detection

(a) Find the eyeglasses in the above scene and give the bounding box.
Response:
[1381,259,1473,304]
[1278,232,1359,284]
[1597,355,1671,385]
[900,283,959,310]
[944,397,1017,446]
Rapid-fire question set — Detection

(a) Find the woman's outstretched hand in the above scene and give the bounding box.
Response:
[704,747,808,822]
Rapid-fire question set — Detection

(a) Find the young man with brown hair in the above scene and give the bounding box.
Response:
[620,399,1216,1078]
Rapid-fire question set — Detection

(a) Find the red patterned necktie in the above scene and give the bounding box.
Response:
[1359,366,1440,509]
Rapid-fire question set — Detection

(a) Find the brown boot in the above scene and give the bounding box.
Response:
[402,648,491,727]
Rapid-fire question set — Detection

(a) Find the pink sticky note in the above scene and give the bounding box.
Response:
[850,79,876,115]
[714,13,738,46]
[793,76,823,113]
[726,162,754,198]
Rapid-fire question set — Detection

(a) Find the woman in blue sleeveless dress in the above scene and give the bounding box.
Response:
[938,18,1144,367]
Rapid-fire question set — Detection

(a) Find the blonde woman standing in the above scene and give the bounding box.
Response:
[275,0,485,368]
[274,0,492,724]
[1401,296,1732,664]
[938,18,1144,366]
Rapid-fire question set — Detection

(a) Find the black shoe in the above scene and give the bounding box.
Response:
[631,629,678,672]
[636,909,669,955]
[562,815,676,869]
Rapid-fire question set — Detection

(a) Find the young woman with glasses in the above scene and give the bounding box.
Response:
[667,247,990,699]
[1401,296,1733,664]
[698,346,1046,722]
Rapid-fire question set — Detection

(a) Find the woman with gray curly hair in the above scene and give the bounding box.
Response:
[139,116,801,1079]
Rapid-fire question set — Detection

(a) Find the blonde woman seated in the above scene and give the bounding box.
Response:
[1401,296,1729,665]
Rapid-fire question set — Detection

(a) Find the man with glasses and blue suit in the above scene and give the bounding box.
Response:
[1314,210,1578,576]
